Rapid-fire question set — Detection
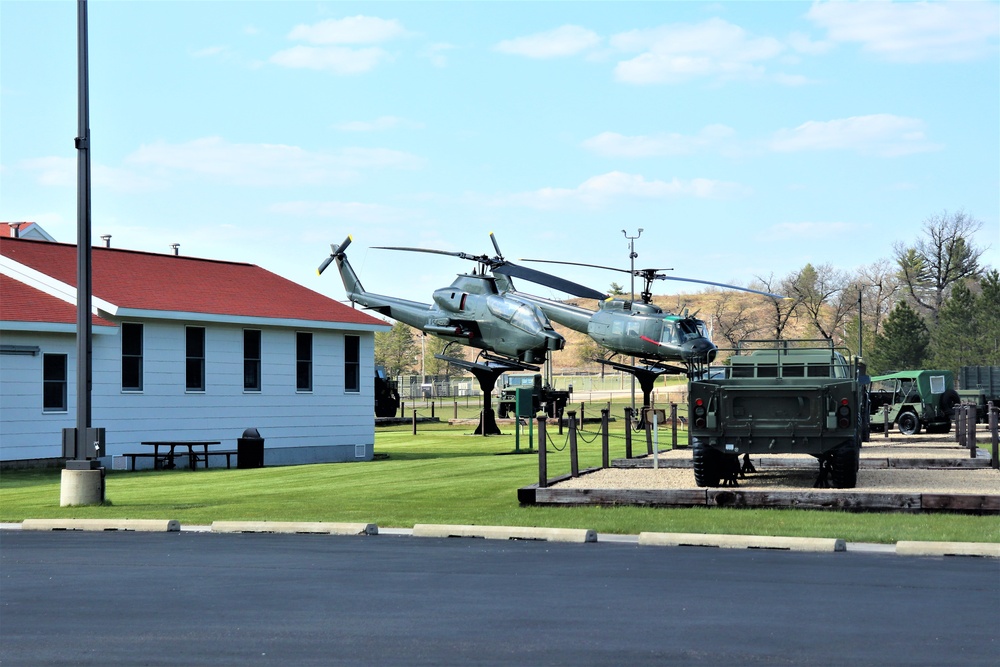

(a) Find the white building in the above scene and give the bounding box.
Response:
[0,234,389,468]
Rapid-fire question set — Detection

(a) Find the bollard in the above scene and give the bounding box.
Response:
[431,401,435,419]
[568,411,579,478]
[625,407,633,458]
[412,410,417,436]
[670,403,679,449]
[957,405,967,448]
[453,401,458,420]
[989,401,998,470]
[538,416,548,488]
[581,402,585,423]
[645,411,653,456]
[968,404,978,458]
[401,401,405,417]
[883,404,890,437]
[601,408,610,469]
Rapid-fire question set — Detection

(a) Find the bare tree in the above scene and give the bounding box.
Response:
[894,209,987,325]
[856,259,901,338]
[712,290,762,347]
[788,263,854,342]
[753,273,803,340]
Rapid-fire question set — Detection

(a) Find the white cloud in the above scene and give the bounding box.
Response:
[582,125,737,157]
[495,25,601,58]
[270,45,390,74]
[287,16,407,45]
[611,18,786,84]
[125,137,422,187]
[269,200,407,224]
[807,1,999,63]
[423,42,456,67]
[769,114,942,157]
[334,116,422,132]
[20,156,164,193]
[507,171,750,209]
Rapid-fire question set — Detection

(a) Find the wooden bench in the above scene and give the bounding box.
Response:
[122,452,167,471]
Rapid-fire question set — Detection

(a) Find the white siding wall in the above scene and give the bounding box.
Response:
[0,322,377,464]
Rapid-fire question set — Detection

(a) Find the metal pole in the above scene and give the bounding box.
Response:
[75,0,93,447]
[568,411,579,478]
[968,404,978,459]
[624,407,633,458]
[537,416,548,488]
[989,401,998,470]
[623,228,642,413]
[601,408,609,469]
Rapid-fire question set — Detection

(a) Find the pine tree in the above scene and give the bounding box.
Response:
[978,270,1000,364]
[374,321,418,378]
[929,280,979,372]
[867,301,929,374]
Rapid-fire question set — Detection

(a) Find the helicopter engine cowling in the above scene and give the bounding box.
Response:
[432,288,468,313]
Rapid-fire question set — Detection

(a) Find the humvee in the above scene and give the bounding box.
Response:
[688,340,869,488]
[868,370,960,435]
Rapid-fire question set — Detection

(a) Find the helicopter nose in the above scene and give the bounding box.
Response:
[683,339,718,363]
[546,331,566,351]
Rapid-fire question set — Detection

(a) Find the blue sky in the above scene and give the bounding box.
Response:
[2,1,998,306]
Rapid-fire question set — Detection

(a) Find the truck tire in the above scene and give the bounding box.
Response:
[897,411,920,435]
[693,439,722,487]
[497,405,509,419]
[939,389,961,415]
[830,443,859,489]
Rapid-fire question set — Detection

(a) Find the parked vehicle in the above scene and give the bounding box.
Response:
[957,366,1000,422]
[867,370,960,435]
[496,373,571,419]
[688,340,868,489]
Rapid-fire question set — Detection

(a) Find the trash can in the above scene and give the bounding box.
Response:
[237,428,264,469]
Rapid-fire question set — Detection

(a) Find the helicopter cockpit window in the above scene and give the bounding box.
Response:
[677,319,701,339]
[487,297,544,333]
[659,323,679,345]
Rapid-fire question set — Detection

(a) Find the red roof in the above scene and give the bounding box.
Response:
[1,237,384,328]
[0,275,114,327]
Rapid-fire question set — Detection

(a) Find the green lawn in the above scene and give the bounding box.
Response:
[1,423,997,544]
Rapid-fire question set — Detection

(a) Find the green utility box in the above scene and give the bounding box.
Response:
[515,387,534,418]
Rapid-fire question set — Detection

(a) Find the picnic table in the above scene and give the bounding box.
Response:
[139,440,222,471]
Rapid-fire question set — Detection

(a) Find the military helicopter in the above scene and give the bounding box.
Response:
[316,234,572,365]
[505,260,778,369]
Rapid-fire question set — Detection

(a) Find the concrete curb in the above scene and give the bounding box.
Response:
[896,540,1000,558]
[412,524,597,543]
[638,531,846,552]
[20,518,180,532]
[210,521,377,535]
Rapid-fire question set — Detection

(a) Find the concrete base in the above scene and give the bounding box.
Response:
[59,469,104,506]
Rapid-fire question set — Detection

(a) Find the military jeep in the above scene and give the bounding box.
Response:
[688,340,869,488]
[867,370,960,435]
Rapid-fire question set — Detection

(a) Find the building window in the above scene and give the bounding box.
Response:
[122,322,143,391]
[244,329,261,392]
[43,353,67,412]
[186,326,205,392]
[296,332,313,392]
[345,334,360,393]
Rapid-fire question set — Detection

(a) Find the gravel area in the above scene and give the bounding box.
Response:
[555,431,1000,494]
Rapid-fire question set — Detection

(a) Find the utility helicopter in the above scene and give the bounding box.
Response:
[508,260,781,370]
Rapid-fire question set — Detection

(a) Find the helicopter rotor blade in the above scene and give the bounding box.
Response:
[521,258,634,275]
[374,246,468,260]
[489,232,503,259]
[653,275,785,299]
[494,262,607,300]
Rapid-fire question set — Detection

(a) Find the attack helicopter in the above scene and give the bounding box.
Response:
[317,234,599,434]
[316,234,571,365]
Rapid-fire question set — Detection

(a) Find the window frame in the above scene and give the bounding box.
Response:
[244,329,262,393]
[185,326,206,392]
[344,334,360,393]
[296,331,313,393]
[42,353,68,413]
[121,322,144,392]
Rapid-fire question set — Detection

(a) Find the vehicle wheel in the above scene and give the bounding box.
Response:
[939,389,961,416]
[897,411,920,435]
[693,438,722,487]
[497,405,508,419]
[829,443,859,489]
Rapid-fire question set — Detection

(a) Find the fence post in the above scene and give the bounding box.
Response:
[401,401,406,417]
[412,410,417,436]
[581,402,585,424]
[624,407,633,458]
[989,401,998,470]
[883,404,890,437]
[568,410,579,478]
[601,408,609,469]
[645,410,653,456]
[968,404,978,459]
[955,405,964,444]
[670,403,679,449]
[538,416,548,488]
[454,401,458,420]
[431,401,435,419]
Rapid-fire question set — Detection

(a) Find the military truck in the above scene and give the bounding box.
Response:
[688,340,868,489]
[957,366,1000,422]
[868,370,960,435]
[374,366,400,418]
[496,373,571,419]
